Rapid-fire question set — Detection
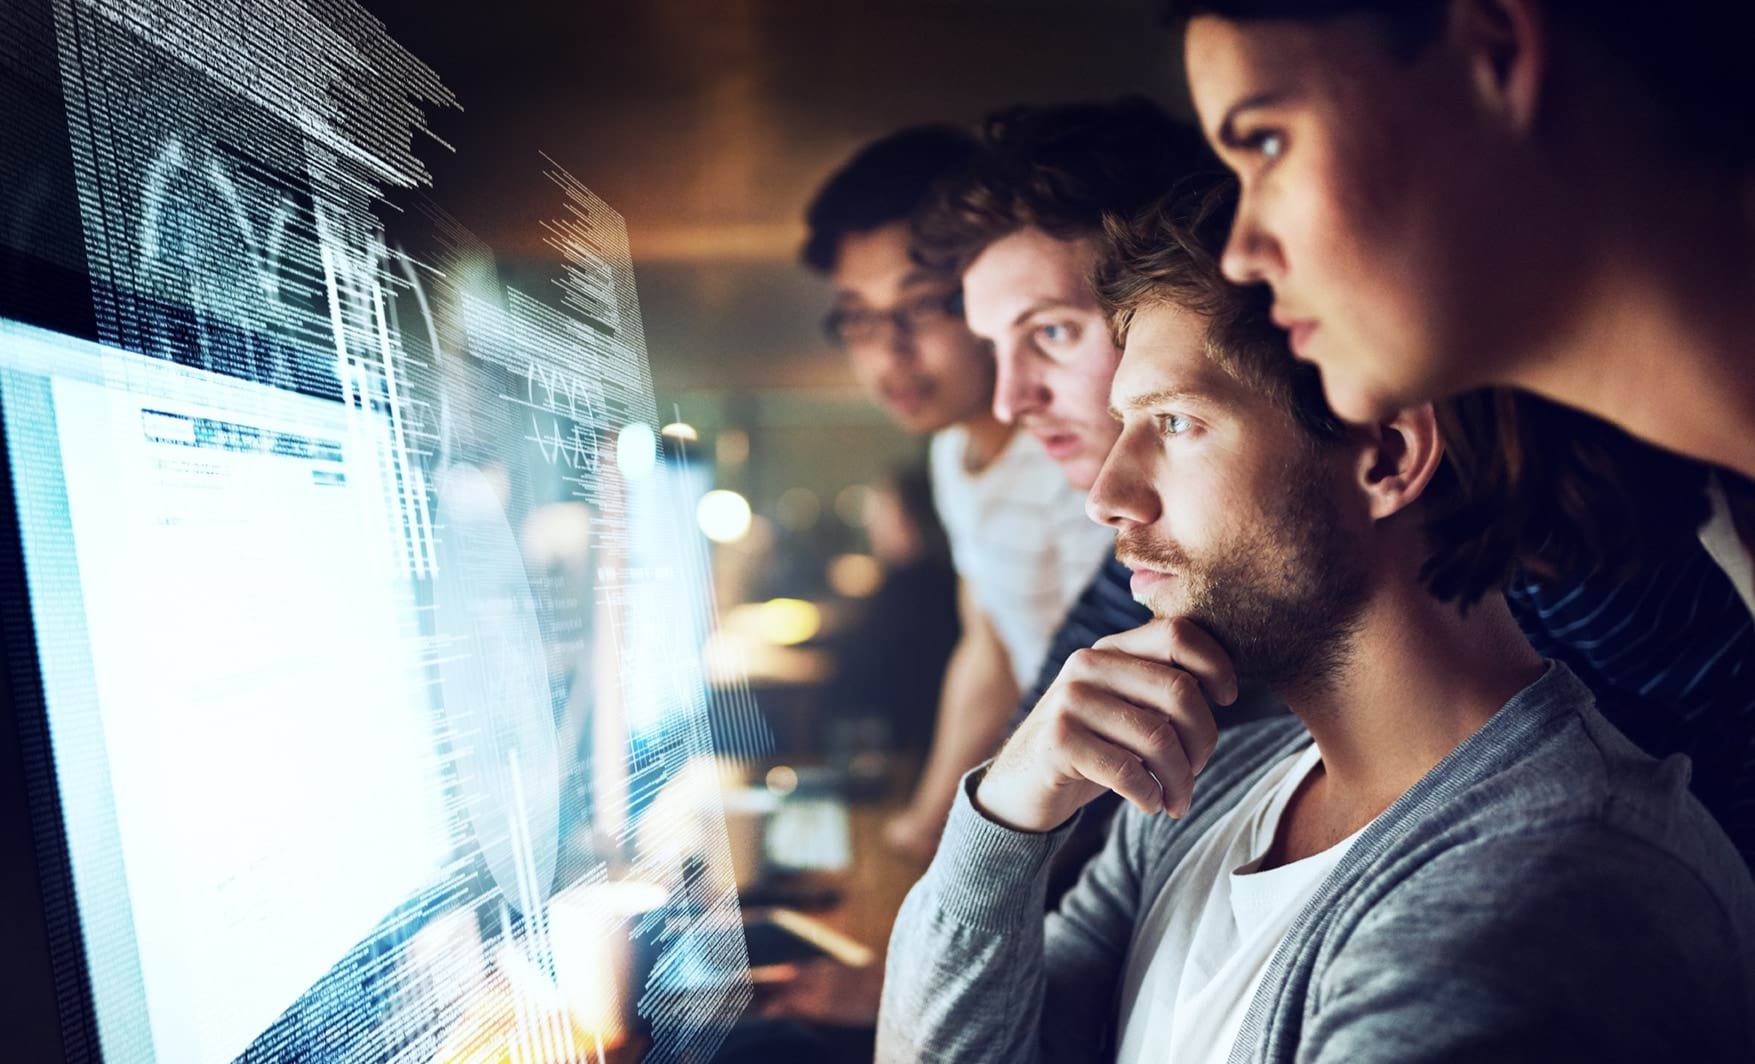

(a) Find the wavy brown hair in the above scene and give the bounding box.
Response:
[912,96,1218,276]
[1167,0,1755,168]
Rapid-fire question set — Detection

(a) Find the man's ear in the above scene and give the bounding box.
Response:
[1448,0,1548,136]
[1354,403,1444,522]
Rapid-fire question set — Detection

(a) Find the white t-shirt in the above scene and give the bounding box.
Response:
[929,424,1116,688]
[1115,745,1370,1064]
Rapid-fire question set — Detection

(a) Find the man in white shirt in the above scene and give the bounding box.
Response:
[910,98,1257,898]
[915,97,1213,499]
[801,127,1111,860]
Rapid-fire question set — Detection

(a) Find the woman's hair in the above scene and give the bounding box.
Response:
[1421,389,1713,603]
[1168,0,1755,168]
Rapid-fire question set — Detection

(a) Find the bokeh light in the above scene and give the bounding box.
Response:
[696,489,752,543]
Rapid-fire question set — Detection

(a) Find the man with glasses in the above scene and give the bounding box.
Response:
[803,125,1115,862]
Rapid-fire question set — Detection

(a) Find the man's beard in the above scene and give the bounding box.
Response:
[1117,456,1371,696]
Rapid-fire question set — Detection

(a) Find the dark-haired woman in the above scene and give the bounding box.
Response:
[1175,0,1755,512]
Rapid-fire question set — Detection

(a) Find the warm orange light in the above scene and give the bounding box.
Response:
[826,553,882,598]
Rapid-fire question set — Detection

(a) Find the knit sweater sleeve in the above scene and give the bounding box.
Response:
[1296,824,1755,1064]
[875,766,1152,1064]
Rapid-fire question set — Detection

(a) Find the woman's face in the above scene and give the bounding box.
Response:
[1184,13,1556,423]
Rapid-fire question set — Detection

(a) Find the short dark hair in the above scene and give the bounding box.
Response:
[1169,0,1755,167]
[800,125,979,275]
[1094,176,1713,608]
[1094,177,1346,445]
[914,96,1220,276]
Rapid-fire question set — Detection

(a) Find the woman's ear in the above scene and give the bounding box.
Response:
[1354,403,1445,522]
[1451,0,1549,137]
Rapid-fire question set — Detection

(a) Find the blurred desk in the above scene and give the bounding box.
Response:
[753,760,930,956]
[718,761,931,1062]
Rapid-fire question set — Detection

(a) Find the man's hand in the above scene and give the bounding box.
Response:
[973,617,1236,833]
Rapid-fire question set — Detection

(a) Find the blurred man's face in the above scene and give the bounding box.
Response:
[1184,14,1549,424]
[962,228,1121,490]
[1087,300,1369,689]
[828,221,995,434]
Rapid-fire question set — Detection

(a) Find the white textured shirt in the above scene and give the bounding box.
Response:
[1116,744,1369,1064]
[929,425,1115,688]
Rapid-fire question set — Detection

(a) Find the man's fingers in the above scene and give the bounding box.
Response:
[1063,682,1199,815]
[1059,727,1165,816]
[1094,616,1238,706]
[1063,649,1221,778]
[983,618,1236,832]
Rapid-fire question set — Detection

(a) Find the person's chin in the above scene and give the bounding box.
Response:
[1129,583,1178,619]
[889,403,956,436]
[1044,445,1102,491]
[1132,595,1166,618]
[1061,459,1100,493]
[1316,361,1401,426]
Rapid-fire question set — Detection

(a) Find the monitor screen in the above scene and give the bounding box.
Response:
[0,306,753,1063]
[3,320,451,1062]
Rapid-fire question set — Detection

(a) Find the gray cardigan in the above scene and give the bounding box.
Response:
[878,662,1755,1062]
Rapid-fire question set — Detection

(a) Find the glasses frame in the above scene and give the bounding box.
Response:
[822,288,965,347]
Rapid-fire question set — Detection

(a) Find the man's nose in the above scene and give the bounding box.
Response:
[1086,432,1160,528]
[881,323,919,365]
[992,344,1046,424]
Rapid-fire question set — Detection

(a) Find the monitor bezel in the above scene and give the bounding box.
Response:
[0,389,101,1060]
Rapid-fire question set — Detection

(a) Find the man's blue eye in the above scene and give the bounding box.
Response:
[1038,322,1076,345]
[1158,414,1191,437]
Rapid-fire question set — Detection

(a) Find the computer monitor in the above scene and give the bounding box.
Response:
[0,316,750,1062]
[0,318,459,1059]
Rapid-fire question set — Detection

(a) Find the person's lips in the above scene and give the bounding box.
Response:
[1034,429,1083,461]
[1285,321,1319,357]
[1271,307,1320,358]
[1023,419,1085,461]
[1127,567,1171,597]
[1117,552,1174,596]
[881,380,933,416]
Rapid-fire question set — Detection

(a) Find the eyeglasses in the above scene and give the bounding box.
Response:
[823,289,965,347]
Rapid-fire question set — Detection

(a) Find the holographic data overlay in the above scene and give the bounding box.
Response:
[0,1,766,1061]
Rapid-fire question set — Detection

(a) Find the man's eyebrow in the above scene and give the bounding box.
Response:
[1108,386,1203,421]
[1009,298,1075,329]
[1215,89,1292,147]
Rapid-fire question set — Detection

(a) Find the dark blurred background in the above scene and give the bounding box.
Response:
[370,1,1181,620]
